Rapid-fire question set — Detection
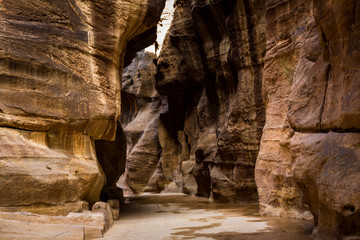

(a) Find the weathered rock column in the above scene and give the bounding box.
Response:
[155,0,266,201]
[256,0,360,238]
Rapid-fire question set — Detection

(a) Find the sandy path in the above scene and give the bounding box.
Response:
[100,194,313,240]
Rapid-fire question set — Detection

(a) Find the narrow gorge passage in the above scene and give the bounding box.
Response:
[0,0,359,239]
[100,194,313,240]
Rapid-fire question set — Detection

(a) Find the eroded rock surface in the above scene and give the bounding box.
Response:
[120,0,267,199]
[0,0,165,225]
[118,51,164,194]
[0,0,163,139]
[291,132,360,239]
[255,0,315,220]
[154,0,266,201]
[255,0,360,238]
[0,0,359,239]
[0,201,117,239]
[152,0,359,238]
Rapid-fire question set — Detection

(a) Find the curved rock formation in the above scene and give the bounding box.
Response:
[0,0,165,214]
[153,0,359,238]
[0,0,359,239]
[119,51,164,194]
[155,0,266,201]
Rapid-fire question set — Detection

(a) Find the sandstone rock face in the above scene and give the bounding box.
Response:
[118,51,164,194]
[0,127,104,212]
[255,0,315,220]
[155,0,266,201]
[255,0,360,238]
[0,203,117,239]
[291,132,360,239]
[0,0,165,215]
[0,0,358,239]
[0,0,164,139]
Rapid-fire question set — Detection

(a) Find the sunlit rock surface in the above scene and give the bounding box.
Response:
[0,127,103,211]
[0,0,163,138]
[0,0,165,221]
[0,0,359,239]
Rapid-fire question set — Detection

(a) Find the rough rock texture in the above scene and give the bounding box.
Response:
[291,132,360,239]
[0,201,117,239]
[255,0,360,239]
[152,0,359,237]
[0,0,164,138]
[255,0,315,220]
[118,51,165,194]
[0,127,104,212]
[0,0,165,218]
[155,0,266,202]
[0,0,359,239]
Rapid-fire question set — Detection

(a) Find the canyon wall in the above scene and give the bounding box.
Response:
[0,0,164,215]
[0,0,358,239]
[118,51,165,195]
[256,0,360,238]
[125,0,359,238]
[154,0,266,202]
[120,0,266,200]
[255,0,315,220]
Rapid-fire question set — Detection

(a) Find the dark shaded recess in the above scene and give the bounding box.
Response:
[339,206,360,237]
[159,94,187,140]
[155,78,203,95]
[235,175,259,201]
[201,72,220,124]
[193,150,211,198]
[120,91,139,127]
[220,0,236,17]
[192,5,222,45]
[124,27,157,67]
[190,9,221,122]
[154,34,205,95]
[191,1,227,98]
[253,65,266,139]
[95,122,127,202]
[243,0,262,65]
[159,85,202,139]
[194,149,211,198]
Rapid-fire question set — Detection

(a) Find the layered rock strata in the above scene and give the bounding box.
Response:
[255,0,360,238]
[152,0,359,238]
[255,0,316,220]
[0,0,358,239]
[155,0,266,201]
[0,200,118,239]
[0,0,165,226]
[118,51,165,194]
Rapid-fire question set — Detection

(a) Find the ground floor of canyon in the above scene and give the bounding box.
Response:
[99,194,313,240]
